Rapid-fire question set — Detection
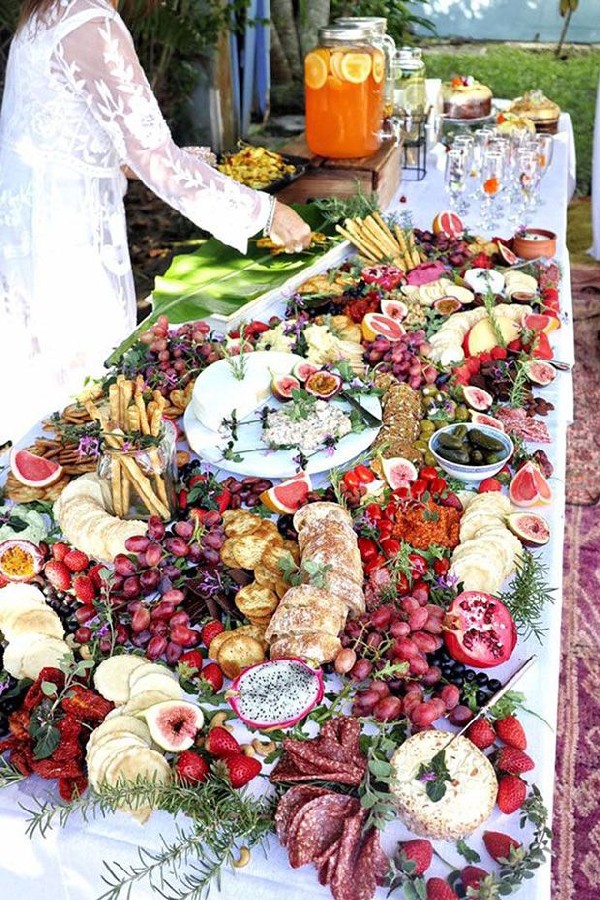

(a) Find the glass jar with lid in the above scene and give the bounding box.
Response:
[393,46,426,119]
[304,25,384,159]
[334,16,396,120]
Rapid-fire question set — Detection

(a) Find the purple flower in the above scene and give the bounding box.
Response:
[0,673,11,696]
[96,623,110,638]
[418,770,437,783]
[77,435,100,459]
[436,572,459,590]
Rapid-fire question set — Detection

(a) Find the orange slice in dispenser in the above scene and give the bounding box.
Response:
[329,50,345,80]
[339,52,372,84]
[372,51,385,84]
[304,51,328,90]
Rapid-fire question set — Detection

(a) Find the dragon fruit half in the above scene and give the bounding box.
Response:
[227,658,324,730]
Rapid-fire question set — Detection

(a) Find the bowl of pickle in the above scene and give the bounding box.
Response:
[428,423,513,483]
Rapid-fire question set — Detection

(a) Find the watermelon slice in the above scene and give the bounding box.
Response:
[10,448,63,488]
[259,472,312,514]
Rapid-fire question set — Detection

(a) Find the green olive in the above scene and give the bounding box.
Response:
[434,418,450,430]
[415,439,430,452]
[422,385,438,397]
[423,450,437,466]
[454,404,470,422]
[419,420,436,436]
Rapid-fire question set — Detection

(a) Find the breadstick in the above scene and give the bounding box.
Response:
[119,456,169,519]
[335,224,375,260]
[121,461,130,515]
[363,216,399,259]
[372,211,400,248]
[150,409,162,438]
[111,455,124,517]
[135,393,150,435]
[127,406,141,432]
[344,220,384,260]
[394,225,408,254]
[109,384,120,426]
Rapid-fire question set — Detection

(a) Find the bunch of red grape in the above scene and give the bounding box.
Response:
[413,229,474,269]
[335,596,473,729]
[75,514,228,665]
[362,330,436,389]
[121,315,222,395]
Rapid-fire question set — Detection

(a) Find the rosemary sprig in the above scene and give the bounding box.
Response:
[508,359,529,408]
[312,184,378,226]
[223,324,249,382]
[497,550,556,642]
[23,776,275,900]
[0,757,26,789]
[482,288,507,348]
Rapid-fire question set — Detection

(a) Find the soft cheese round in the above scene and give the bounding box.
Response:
[390,730,498,841]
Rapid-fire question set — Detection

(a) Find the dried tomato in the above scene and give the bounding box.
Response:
[9,747,33,776]
[23,667,65,712]
[58,775,88,801]
[8,709,30,741]
[60,685,113,723]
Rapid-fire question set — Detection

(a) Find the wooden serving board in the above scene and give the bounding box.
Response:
[275,134,402,209]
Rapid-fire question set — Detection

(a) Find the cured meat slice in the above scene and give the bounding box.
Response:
[494,407,551,443]
[330,811,368,900]
[288,794,357,868]
[352,829,388,900]
[275,785,329,846]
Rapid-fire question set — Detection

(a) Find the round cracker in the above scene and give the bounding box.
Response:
[216,634,265,680]
[94,655,149,704]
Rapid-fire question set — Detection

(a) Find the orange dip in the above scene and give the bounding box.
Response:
[391,500,460,550]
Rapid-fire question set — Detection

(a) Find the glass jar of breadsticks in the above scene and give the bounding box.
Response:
[88,376,177,522]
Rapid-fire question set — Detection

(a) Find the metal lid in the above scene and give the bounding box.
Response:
[318,25,374,42]
[335,16,387,35]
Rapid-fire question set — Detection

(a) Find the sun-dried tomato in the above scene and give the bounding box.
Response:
[23,667,65,712]
[60,685,113,723]
[58,774,88,801]
[9,747,33,776]
[31,758,66,779]
[57,715,84,742]
[0,736,17,753]
[8,709,30,741]
[52,737,83,763]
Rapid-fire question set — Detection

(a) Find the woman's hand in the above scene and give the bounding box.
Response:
[269,200,312,253]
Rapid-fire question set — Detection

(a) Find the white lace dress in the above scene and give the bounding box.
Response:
[0,0,270,442]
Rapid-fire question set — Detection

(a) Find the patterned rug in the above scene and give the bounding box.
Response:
[552,268,600,898]
[552,503,600,898]
[565,269,600,505]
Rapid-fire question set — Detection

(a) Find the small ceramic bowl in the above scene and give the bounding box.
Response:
[428,423,513,484]
[512,229,557,260]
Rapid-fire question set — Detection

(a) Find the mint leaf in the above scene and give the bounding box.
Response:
[425,779,447,802]
[456,838,481,864]
[32,724,60,760]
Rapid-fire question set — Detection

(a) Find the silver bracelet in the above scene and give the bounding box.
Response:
[262,196,276,237]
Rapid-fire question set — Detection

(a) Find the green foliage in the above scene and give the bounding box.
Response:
[424,45,600,195]
[330,0,435,44]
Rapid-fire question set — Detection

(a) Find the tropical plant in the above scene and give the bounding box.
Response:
[329,0,435,45]
[556,0,579,57]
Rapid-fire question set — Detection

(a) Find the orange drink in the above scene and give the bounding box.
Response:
[304,27,384,159]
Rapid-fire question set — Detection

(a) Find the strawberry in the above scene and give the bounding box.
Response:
[490,346,507,360]
[51,542,70,562]
[201,662,223,692]
[201,619,224,648]
[175,750,210,784]
[63,549,90,573]
[483,830,522,863]
[495,715,527,750]
[72,574,96,603]
[88,563,106,590]
[179,649,204,674]
[460,866,489,890]
[497,774,527,814]
[44,560,72,592]
[425,877,458,899]
[396,839,433,876]
[204,725,240,758]
[466,717,496,750]
[478,477,502,493]
[496,746,534,774]
[219,753,261,788]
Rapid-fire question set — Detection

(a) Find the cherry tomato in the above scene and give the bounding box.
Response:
[444,591,517,668]
[410,479,428,499]
[430,477,447,495]
[408,552,427,577]
[384,502,398,519]
[189,474,207,487]
[419,466,438,482]
[433,558,451,576]
[380,538,401,558]
[215,488,232,513]
[354,465,376,484]
[342,471,361,490]
[357,537,378,562]
[395,573,410,595]
[377,521,393,540]
[392,485,411,500]
[364,503,383,522]
[364,554,386,575]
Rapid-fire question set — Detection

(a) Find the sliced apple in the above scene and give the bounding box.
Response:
[464,315,521,356]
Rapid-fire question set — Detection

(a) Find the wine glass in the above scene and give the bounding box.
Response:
[512,148,540,224]
[478,151,505,230]
[444,147,469,213]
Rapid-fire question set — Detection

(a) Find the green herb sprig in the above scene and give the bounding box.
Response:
[508,359,529,408]
[416,749,451,803]
[482,288,507,348]
[29,657,95,760]
[23,775,275,900]
[497,550,556,642]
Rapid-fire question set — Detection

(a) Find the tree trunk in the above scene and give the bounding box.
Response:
[555,9,573,57]
[296,0,330,58]
[270,0,302,80]
[270,17,293,84]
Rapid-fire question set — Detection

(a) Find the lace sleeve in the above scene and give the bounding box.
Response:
[53,14,270,253]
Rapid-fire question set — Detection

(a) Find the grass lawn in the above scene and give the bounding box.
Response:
[424,44,600,196]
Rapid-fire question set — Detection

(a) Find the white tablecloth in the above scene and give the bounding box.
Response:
[0,122,576,900]
[591,74,600,259]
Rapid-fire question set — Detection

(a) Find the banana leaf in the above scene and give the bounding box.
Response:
[105,204,338,367]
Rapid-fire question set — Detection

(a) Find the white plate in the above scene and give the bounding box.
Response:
[183,353,382,479]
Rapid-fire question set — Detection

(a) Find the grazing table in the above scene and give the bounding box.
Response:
[0,120,575,900]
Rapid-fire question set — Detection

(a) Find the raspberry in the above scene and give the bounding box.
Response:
[63,549,90,573]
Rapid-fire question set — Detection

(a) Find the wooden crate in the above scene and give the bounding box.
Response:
[275,135,402,209]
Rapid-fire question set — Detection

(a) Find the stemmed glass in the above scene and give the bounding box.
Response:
[478,151,505,230]
[528,133,554,207]
[511,148,540,224]
[444,147,469,213]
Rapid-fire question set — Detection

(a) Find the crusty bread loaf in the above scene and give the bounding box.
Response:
[293,501,352,532]
[269,632,342,663]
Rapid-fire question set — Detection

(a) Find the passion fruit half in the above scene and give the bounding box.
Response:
[304,371,343,399]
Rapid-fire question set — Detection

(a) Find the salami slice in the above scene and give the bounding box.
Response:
[288,793,357,868]
[275,785,329,846]
[352,829,384,900]
[330,811,368,900]
[286,794,338,860]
